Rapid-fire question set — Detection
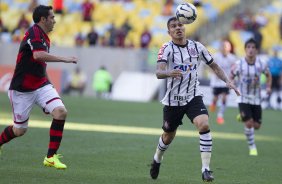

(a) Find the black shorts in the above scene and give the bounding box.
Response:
[162,96,209,132]
[238,103,262,124]
[213,87,230,96]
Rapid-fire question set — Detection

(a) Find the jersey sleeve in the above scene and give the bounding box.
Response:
[27,28,47,52]
[196,41,213,65]
[157,43,170,63]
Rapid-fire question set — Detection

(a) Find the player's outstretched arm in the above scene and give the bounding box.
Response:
[33,51,78,64]
[209,62,240,96]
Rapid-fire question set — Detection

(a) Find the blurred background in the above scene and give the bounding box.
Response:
[0,0,282,108]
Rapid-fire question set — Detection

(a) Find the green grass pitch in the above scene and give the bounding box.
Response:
[0,92,281,184]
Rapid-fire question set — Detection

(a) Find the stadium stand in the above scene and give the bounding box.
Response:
[0,0,239,48]
[226,0,282,56]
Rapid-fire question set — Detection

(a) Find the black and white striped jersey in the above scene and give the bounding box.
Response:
[157,40,213,106]
[231,57,268,105]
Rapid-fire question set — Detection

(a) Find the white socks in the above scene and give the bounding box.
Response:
[244,127,256,149]
[200,130,212,172]
[154,136,169,163]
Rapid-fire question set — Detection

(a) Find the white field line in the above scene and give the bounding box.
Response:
[0,118,279,141]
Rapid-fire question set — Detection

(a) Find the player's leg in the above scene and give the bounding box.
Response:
[153,131,176,164]
[150,130,176,179]
[150,105,183,179]
[252,105,262,130]
[37,85,67,169]
[239,103,257,156]
[193,115,214,182]
[216,89,229,124]
[0,90,34,154]
[187,96,214,182]
[249,105,262,156]
[209,88,219,112]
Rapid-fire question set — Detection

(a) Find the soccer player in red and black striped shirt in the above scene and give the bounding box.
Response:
[0,5,78,169]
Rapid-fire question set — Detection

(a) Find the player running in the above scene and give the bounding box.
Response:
[149,17,240,182]
[0,5,77,169]
[231,38,272,156]
[209,39,237,124]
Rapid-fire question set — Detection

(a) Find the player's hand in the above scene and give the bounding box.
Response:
[65,56,78,64]
[169,69,183,79]
[226,81,241,96]
[266,86,271,95]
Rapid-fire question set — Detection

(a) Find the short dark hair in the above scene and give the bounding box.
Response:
[33,5,53,23]
[167,17,178,29]
[244,38,258,49]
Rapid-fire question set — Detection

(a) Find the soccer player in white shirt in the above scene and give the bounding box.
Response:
[209,40,237,124]
[149,17,240,182]
[231,38,272,156]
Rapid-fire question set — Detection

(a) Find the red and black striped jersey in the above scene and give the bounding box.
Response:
[9,24,51,92]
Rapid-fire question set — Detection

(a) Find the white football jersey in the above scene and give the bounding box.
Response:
[210,52,237,88]
[231,57,268,105]
[157,40,213,106]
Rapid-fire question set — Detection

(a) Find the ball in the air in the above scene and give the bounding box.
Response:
[175,3,197,24]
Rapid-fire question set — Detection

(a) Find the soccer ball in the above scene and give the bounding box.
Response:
[175,3,197,24]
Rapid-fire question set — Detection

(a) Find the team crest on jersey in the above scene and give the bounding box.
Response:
[41,38,47,45]
[188,48,197,56]
[41,39,49,52]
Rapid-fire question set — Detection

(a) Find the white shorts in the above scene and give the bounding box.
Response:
[8,84,65,128]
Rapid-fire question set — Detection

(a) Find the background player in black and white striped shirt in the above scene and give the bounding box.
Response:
[149,17,240,182]
[209,40,237,124]
[231,38,272,156]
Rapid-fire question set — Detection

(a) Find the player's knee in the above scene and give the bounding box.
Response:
[245,119,254,128]
[193,115,209,131]
[195,120,210,131]
[52,106,67,119]
[13,127,27,137]
[162,132,175,144]
[198,123,210,132]
[162,120,178,133]
[254,123,261,130]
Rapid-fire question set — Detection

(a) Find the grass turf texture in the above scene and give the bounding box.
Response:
[0,92,281,184]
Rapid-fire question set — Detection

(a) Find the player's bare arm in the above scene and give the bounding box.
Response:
[209,62,241,96]
[264,68,272,94]
[33,51,78,64]
[156,62,182,79]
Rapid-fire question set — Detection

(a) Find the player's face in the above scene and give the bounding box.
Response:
[245,43,257,57]
[168,20,185,40]
[44,10,56,33]
[221,41,231,55]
